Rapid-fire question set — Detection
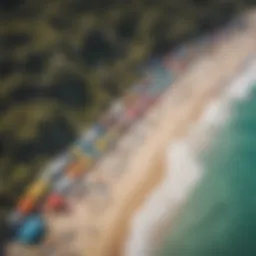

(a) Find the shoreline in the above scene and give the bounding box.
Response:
[124,58,256,256]
[122,22,256,256]
[151,58,256,256]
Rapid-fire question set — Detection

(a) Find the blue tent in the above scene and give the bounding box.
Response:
[16,215,46,245]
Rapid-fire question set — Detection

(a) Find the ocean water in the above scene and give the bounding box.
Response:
[160,79,256,254]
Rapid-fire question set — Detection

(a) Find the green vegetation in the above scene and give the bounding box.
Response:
[0,0,254,214]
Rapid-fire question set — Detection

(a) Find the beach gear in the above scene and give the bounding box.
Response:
[17,197,36,215]
[16,215,45,245]
[45,193,66,212]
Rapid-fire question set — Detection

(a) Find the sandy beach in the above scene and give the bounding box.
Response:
[94,15,256,256]
[124,53,256,256]
[7,11,256,256]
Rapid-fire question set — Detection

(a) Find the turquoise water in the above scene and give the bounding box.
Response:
[161,83,256,256]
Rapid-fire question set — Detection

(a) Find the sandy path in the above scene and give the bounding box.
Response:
[7,12,256,256]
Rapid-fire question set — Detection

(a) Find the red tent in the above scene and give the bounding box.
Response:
[45,193,66,212]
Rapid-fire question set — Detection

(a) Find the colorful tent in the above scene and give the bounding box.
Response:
[45,193,66,212]
[70,146,95,169]
[16,215,45,245]
[66,160,86,179]
[17,197,35,215]
[25,180,49,200]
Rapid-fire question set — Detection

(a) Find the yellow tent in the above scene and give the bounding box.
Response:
[25,179,49,200]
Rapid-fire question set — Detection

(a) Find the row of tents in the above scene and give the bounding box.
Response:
[8,16,247,245]
[15,60,180,216]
